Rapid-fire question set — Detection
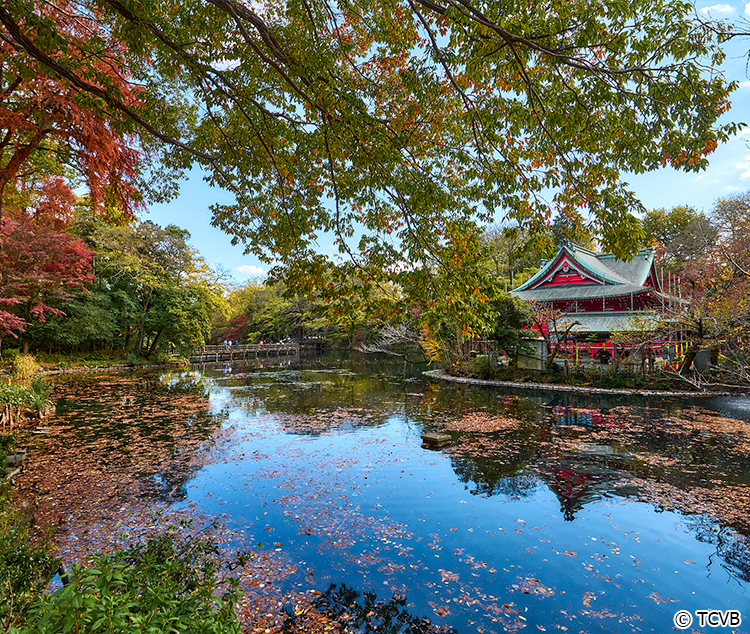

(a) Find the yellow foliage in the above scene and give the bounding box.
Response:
[418,325,442,365]
[10,353,39,385]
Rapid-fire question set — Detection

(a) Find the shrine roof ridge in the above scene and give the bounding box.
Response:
[512,243,656,294]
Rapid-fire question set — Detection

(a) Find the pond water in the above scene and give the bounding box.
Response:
[19,352,750,633]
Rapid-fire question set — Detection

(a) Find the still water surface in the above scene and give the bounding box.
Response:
[36,352,750,632]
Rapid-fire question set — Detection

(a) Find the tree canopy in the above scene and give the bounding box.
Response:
[0,2,144,223]
[0,214,92,342]
[641,205,717,271]
[0,0,739,303]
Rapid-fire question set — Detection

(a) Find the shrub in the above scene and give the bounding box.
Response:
[149,351,172,365]
[0,434,14,480]
[18,522,244,634]
[9,354,39,385]
[1,348,19,363]
[0,383,31,408]
[597,369,632,389]
[469,355,496,380]
[0,483,60,630]
[27,377,53,413]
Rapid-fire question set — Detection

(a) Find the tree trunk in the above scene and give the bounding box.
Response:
[0,178,5,228]
[544,340,554,370]
[0,116,53,229]
[148,329,164,356]
[136,321,145,353]
[679,344,699,374]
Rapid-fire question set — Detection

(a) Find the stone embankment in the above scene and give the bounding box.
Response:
[423,368,730,397]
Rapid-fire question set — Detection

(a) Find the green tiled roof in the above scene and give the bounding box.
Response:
[513,284,652,302]
[563,311,661,334]
[512,244,656,296]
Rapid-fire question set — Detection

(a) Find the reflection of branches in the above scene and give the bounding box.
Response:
[684,515,750,583]
[357,322,429,364]
[282,583,457,634]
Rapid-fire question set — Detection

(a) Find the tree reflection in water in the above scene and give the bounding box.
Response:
[25,354,750,632]
[683,514,750,583]
[281,583,457,634]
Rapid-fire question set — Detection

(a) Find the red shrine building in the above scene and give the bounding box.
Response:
[510,243,664,340]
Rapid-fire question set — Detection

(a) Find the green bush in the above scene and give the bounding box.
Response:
[0,378,53,414]
[18,522,244,634]
[27,377,53,413]
[468,355,496,380]
[597,369,631,389]
[1,348,19,363]
[0,434,14,480]
[149,351,172,365]
[0,383,31,408]
[0,484,60,630]
[36,352,127,368]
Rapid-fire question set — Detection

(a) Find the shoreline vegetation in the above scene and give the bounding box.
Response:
[439,356,745,395]
[0,352,246,634]
[425,368,732,397]
[3,349,743,395]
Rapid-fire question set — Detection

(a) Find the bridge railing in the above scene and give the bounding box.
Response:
[196,343,296,353]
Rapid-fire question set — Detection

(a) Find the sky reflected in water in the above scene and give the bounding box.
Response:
[32,352,750,633]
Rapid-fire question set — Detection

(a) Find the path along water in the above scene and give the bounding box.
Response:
[16,352,750,633]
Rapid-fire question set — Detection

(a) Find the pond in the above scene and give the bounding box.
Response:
[17,352,750,633]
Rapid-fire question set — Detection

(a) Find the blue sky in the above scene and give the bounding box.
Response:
[145,3,750,283]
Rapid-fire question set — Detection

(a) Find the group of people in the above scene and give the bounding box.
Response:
[222,336,294,346]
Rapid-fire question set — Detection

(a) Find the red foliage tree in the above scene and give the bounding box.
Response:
[0,215,93,347]
[222,314,249,343]
[0,1,144,224]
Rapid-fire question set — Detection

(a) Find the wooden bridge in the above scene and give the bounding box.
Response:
[190,343,299,363]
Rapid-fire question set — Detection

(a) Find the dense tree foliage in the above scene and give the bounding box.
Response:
[23,218,228,356]
[0,2,145,223]
[214,280,335,345]
[631,196,750,382]
[479,224,543,288]
[0,0,738,314]
[641,206,717,271]
[1,1,746,365]
[0,214,92,348]
[712,192,750,280]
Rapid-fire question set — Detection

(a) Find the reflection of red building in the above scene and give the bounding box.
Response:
[511,243,665,341]
[543,465,612,521]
